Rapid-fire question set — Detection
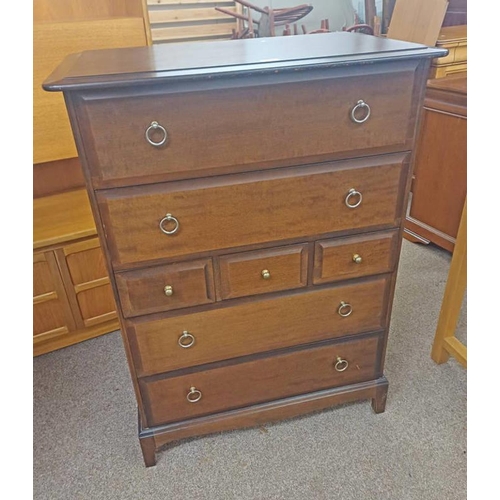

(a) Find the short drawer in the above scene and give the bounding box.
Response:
[129,276,389,376]
[313,230,399,284]
[140,333,382,426]
[75,62,417,187]
[218,244,308,300]
[98,153,408,267]
[116,259,215,318]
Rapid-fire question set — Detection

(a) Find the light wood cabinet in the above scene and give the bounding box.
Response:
[33,190,120,356]
[33,0,151,355]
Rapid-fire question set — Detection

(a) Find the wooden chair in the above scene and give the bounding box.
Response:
[216,0,313,38]
[344,24,374,35]
[431,198,467,368]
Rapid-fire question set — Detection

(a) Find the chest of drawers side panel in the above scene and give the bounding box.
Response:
[61,91,149,425]
[376,58,435,375]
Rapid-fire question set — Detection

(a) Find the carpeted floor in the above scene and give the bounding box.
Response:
[33,240,466,500]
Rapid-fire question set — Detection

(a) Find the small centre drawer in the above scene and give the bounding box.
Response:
[313,230,398,284]
[116,259,215,318]
[218,244,308,300]
[140,333,382,426]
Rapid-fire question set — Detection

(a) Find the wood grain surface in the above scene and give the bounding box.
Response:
[98,154,409,267]
[76,66,415,185]
[141,333,382,425]
[218,244,308,300]
[129,277,389,376]
[314,230,398,284]
[116,259,215,317]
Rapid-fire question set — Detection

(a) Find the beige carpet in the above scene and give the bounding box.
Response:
[33,240,466,500]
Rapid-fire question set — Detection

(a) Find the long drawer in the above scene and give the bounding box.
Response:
[98,153,409,267]
[129,276,389,376]
[75,63,417,187]
[140,333,382,426]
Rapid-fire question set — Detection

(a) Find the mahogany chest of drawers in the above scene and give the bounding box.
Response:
[44,33,445,466]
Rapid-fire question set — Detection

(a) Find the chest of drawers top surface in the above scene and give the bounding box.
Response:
[44,34,445,467]
[44,33,445,91]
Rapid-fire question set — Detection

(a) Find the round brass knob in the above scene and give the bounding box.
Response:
[338,301,353,317]
[261,269,271,280]
[164,285,174,296]
[334,356,349,372]
[352,254,363,264]
[178,331,195,349]
[186,387,202,403]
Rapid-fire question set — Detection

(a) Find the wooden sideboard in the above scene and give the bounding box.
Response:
[430,25,466,79]
[44,33,445,466]
[33,0,151,355]
[33,190,120,356]
[404,73,467,252]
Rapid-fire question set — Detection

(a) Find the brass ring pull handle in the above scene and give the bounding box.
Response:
[159,213,180,235]
[338,301,353,317]
[352,254,363,264]
[334,356,349,372]
[145,121,168,147]
[178,331,195,348]
[345,188,363,209]
[186,387,202,403]
[164,285,174,296]
[351,99,371,123]
[261,269,271,280]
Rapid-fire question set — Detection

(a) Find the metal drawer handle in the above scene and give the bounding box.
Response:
[261,269,271,280]
[159,213,180,235]
[145,121,168,147]
[187,387,202,403]
[178,331,195,349]
[352,254,363,264]
[345,188,363,209]
[164,285,174,296]
[351,99,371,124]
[338,301,353,317]
[335,356,349,372]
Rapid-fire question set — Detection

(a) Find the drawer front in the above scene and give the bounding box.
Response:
[98,153,408,267]
[141,333,382,425]
[218,244,308,300]
[77,64,416,186]
[116,259,215,318]
[130,277,389,376]
[314,230,398,284]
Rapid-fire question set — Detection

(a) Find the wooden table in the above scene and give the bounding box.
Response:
[431,198,467,367]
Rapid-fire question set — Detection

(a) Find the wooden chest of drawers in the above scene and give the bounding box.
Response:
[44,34,445,466]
